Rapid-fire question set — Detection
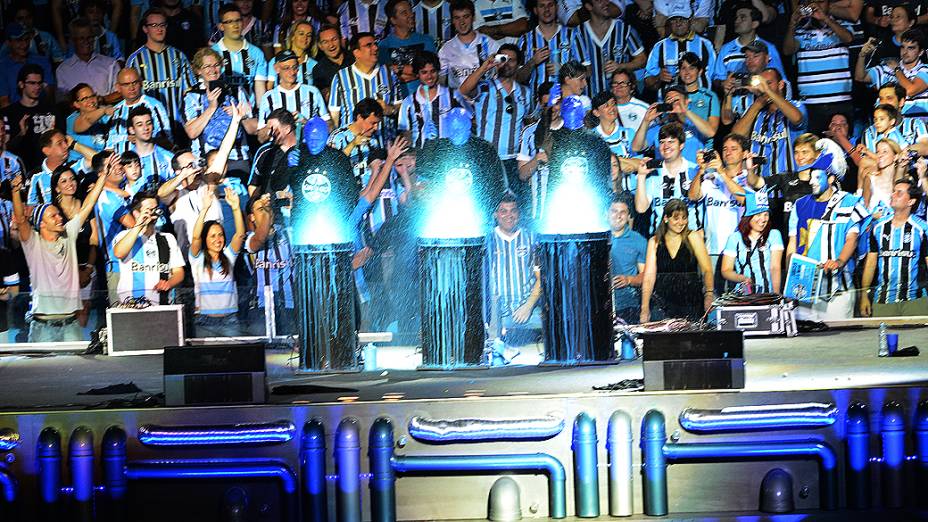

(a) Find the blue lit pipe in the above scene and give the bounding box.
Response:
[392,453,567,519]
[300,420,327,522]
[916,401,928,508]
[881,401,905,508]
[335,418,362,522]
[407,415,565,442]
[0,467,15,503]
[606,410,633,517]
[679,403,837,433]
[368,418,396,522]
[138,421,295,446]
[845,403,870,509]
[125,459,297,521]
[572,412,599,518]
[0,429,19,452]
[641,410,838,515]
[69,427,94,521]
[37,427,61,513]
[102,426,127,521]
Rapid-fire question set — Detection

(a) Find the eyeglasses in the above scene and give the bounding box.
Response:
[145,22,168,28]
[76,94,97,102]
[221,18,243,25]
[611,81,632,87]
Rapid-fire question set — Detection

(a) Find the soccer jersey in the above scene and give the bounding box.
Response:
[867,63,928,119]
[722,228,784,294]
[129,145,175,196]
[518,24,579,94]
[573,19,644,96]
[95,188,131,272]
[645,34,717,89]
[104,96,171,152]
[211,39,269,104]
[749,103,808,178]
[698,171,747,256]
[616,98,649,129]
[328,64,402,128]
[862,119,928,152]
[258,83,330,128]
[246,226,294,308]
[595,122,635,157]
[471,78,534,160]
[328,124,384,188]
[125,45,196,122]
[437,32,499,90]
[415,0,453,48]
[66,112,107,152]
[516,121,549,219]
[27,155,89,206]
[182,86,253,161]
[190,245,240,315]
[337,0,388,39]
[398,84,460,147]
[794,22,853,105]
[112,230,185,302]
[486,226,536,318]
[0,151,24,183]
[869,215,928,304]
[267,55,318,86]
[712,36,785,81]
[643,160,701,235]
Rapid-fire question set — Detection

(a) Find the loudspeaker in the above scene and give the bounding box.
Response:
[163,344,267,406]
[641,331,744,391]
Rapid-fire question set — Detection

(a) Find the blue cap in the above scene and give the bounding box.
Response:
[743,190,770,217]
[5,22,30,40]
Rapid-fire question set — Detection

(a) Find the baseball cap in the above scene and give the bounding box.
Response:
[275,49,298,63]
[741,40,769,54]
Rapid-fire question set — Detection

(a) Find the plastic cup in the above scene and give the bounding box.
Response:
[886,333,899,355]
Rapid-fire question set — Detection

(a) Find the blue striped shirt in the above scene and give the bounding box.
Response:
[66,112,107,153]
[749,102,808,178]
[573,19,644,96]
[328,63,403,141]
[95,188,130,271]
[337,0,388,39]
[862,119,928,152]
[516,121,549,219]
[212,39,269,104]
[104,95,172,152]
[246,226,294,308]
[126,45,196,122]
[27,154,88,206]
[722,229,784,294]
[415,0,453,48]
[328,124,384,187]
[258,84,330,128]
[869,215,928,304]
[518,24,580,94]
[712,36,785,82]
[643,160,701,235]
[129,145,175,196]
[191,245,240,315]
[794,23,853,105]
[486,226,536,318]
[397,84,460,147]
[0,151,25,183]
[867,63,928,119]
[182,86,253,161]
[471,79,534,159]
[645,34,716,89]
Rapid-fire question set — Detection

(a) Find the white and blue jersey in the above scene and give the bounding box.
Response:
[27,154,89,206]
[616,98,649,129]
[246,227,294,309]
[712,36,785,82]
[337,0,388,39]
[866,63,928,119]
[0,29,64,63]
[698,171,747,256]
[66,112,107,152]
[95,188,131,272]
[595,122,635,157]
[471,79,534,160]
[92,29,123,60]
[516,121,549,219]
[722,228,784,294]
[728,79,795,122]
[182,86,252,162]
[749,102,808,178]
[415,0,453,48]
[643,160,701,234]
[794,22,853,105]
[328,124,384,187]
[126,45,196,122]
[104,96,172,152]
[643,119,707,164]
[0,151,24,183]
[112,230,185,302]
[518,24,579,94]
[267,55,318,86]
[212,39,269,104]
[190,245,240,315]
[129,145,175,196]
[258,83,329,128]
[862,119,928,152]
[869,215,928,304]
[572,19,644,96]
[645,34,716,89]
[486,226,536,318]
[398,84,460,148]
[328,64,402,128]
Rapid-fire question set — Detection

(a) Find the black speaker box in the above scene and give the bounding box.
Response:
[640,330,745,391]
[163,344,267,406]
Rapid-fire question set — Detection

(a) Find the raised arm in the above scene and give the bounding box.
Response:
[9,175,30,243]
[189,189,215,258]
[224,187,246,254]
[206,101,245,175]
[77,154,115,226]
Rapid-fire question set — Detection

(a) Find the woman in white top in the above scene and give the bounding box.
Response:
[861,138,904,217]
[189,186,245,337]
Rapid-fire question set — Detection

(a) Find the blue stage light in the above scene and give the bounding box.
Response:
[539,154,609,235]
[419,164,484,239]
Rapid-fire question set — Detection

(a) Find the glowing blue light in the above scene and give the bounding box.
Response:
[138,422,296,446]
[420,166,484,239]
[539,155,608,235]
[294,207,348,245]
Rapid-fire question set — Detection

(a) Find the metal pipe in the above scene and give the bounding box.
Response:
[845,403,870,509]
[571,412,599,518]
[300,419,327,522]
[368,418,396,522]
[335,417,362,522]
[916,401,928,509]
[125,459,297,521]
[222,487,248,522]
[606,410,633,517]
[68,426,94,522]
[392,453,567,519]
[0,466,15,503]
[487,477,522,521]
[640,410,668,516]
[759,468,794,513]
[138,421,295,446]
[102,426,127,522]
[0,429,19,452]
[408,415,564,442]
[37,427,62,515]
[679,403,837,433]
[880,401,905,508]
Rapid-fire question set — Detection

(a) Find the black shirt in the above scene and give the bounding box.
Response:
[312,53,355,98]
[1,100,57,171]
[167,9,206,58]
[764,171,813,240]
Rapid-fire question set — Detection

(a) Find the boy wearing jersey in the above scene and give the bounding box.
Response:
[112,191,185,303]
[572,0,645,97]
[862,104,928,153]
[414,0,453,49]
[211,4,268,105]
[860,179,928,317]
[514,0,578,94]
[634,122,701,235]
[105,67,172,152]
[243,192,295,335]
[398,51,460,147]
[631,86,709,164]
[127,106,175,196]
[437,0,499,90]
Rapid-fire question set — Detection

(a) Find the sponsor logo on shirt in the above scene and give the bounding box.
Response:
[130,261,170,272]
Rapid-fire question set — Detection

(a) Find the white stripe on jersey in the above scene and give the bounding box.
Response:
[398,84,459,147]
[573,19,644,95]
[338,0,388,39]
[104,96,172,152]
[415,0,452,48]
[258,84,330,128]
[487,226,536,316]
[125,45,196,121]
[328,64,402,128]
[113,230,184,302]
[518,25,578,94]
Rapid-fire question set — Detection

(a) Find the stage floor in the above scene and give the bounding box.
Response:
[0,326,926,411]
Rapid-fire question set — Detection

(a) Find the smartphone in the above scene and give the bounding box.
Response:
[702,149,717,162]
[646,158,663,169]
[751,156,768,166]
[654,102,673,113]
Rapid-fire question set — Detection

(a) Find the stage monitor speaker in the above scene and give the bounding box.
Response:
[163,344,267,406]
[640,330,744,391]
[106,305,184,356]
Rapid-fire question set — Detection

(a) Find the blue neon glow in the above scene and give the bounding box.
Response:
[0,429,19,451]
[138,422,296,446]
[293,209,348,245]
[0,468,14,503]
[538,156,608,235]
[419,166,484,239]
[126,459,297,494]
[678,403,837,433]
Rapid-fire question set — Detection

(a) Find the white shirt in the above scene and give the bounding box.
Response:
[112,230,185,302]
[438,31,499,90]
[21,216,83,315]
[699,170,747,256]
[616,97,649,131]
[55,53,120,99]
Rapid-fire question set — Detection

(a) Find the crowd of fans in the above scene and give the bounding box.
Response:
[0,0,927,345]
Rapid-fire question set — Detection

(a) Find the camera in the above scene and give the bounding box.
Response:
[151,207,164,217]
[732,72,752,87]
[749,156,768,166]
[654,102,674,113]
[645,158,663,169]
[493,54,509,64]
[798,4,813,17]
[701,149,717,162]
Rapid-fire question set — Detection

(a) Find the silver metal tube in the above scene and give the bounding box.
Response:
[606,411,633,517]
[408,414,564,442]
[679,403,837,433]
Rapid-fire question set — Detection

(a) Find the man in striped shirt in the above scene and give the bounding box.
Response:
[414,0,453,49]
[572,0,645,97]
[337,0,388,39]
[329,98,384,190]
[104,68,172,152]
[473,0,529,43]
[243,192,296,335]
[437,0,499,90]
[644,11,716,95]
[258,50,330,141]
[515,0,578,95]
[860,178,928,317]
[855,29,928,121]
[398,50,460,147]
[328,32,403,134]
[126,8,196,140]
[127,106,175,196]
[211,3,268,105]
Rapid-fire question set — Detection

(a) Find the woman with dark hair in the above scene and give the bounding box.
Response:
[68,83,112,153]
[49,166,98,326]
[720,191,784,294]
[189,185,245,337]
[640,198,714,322]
